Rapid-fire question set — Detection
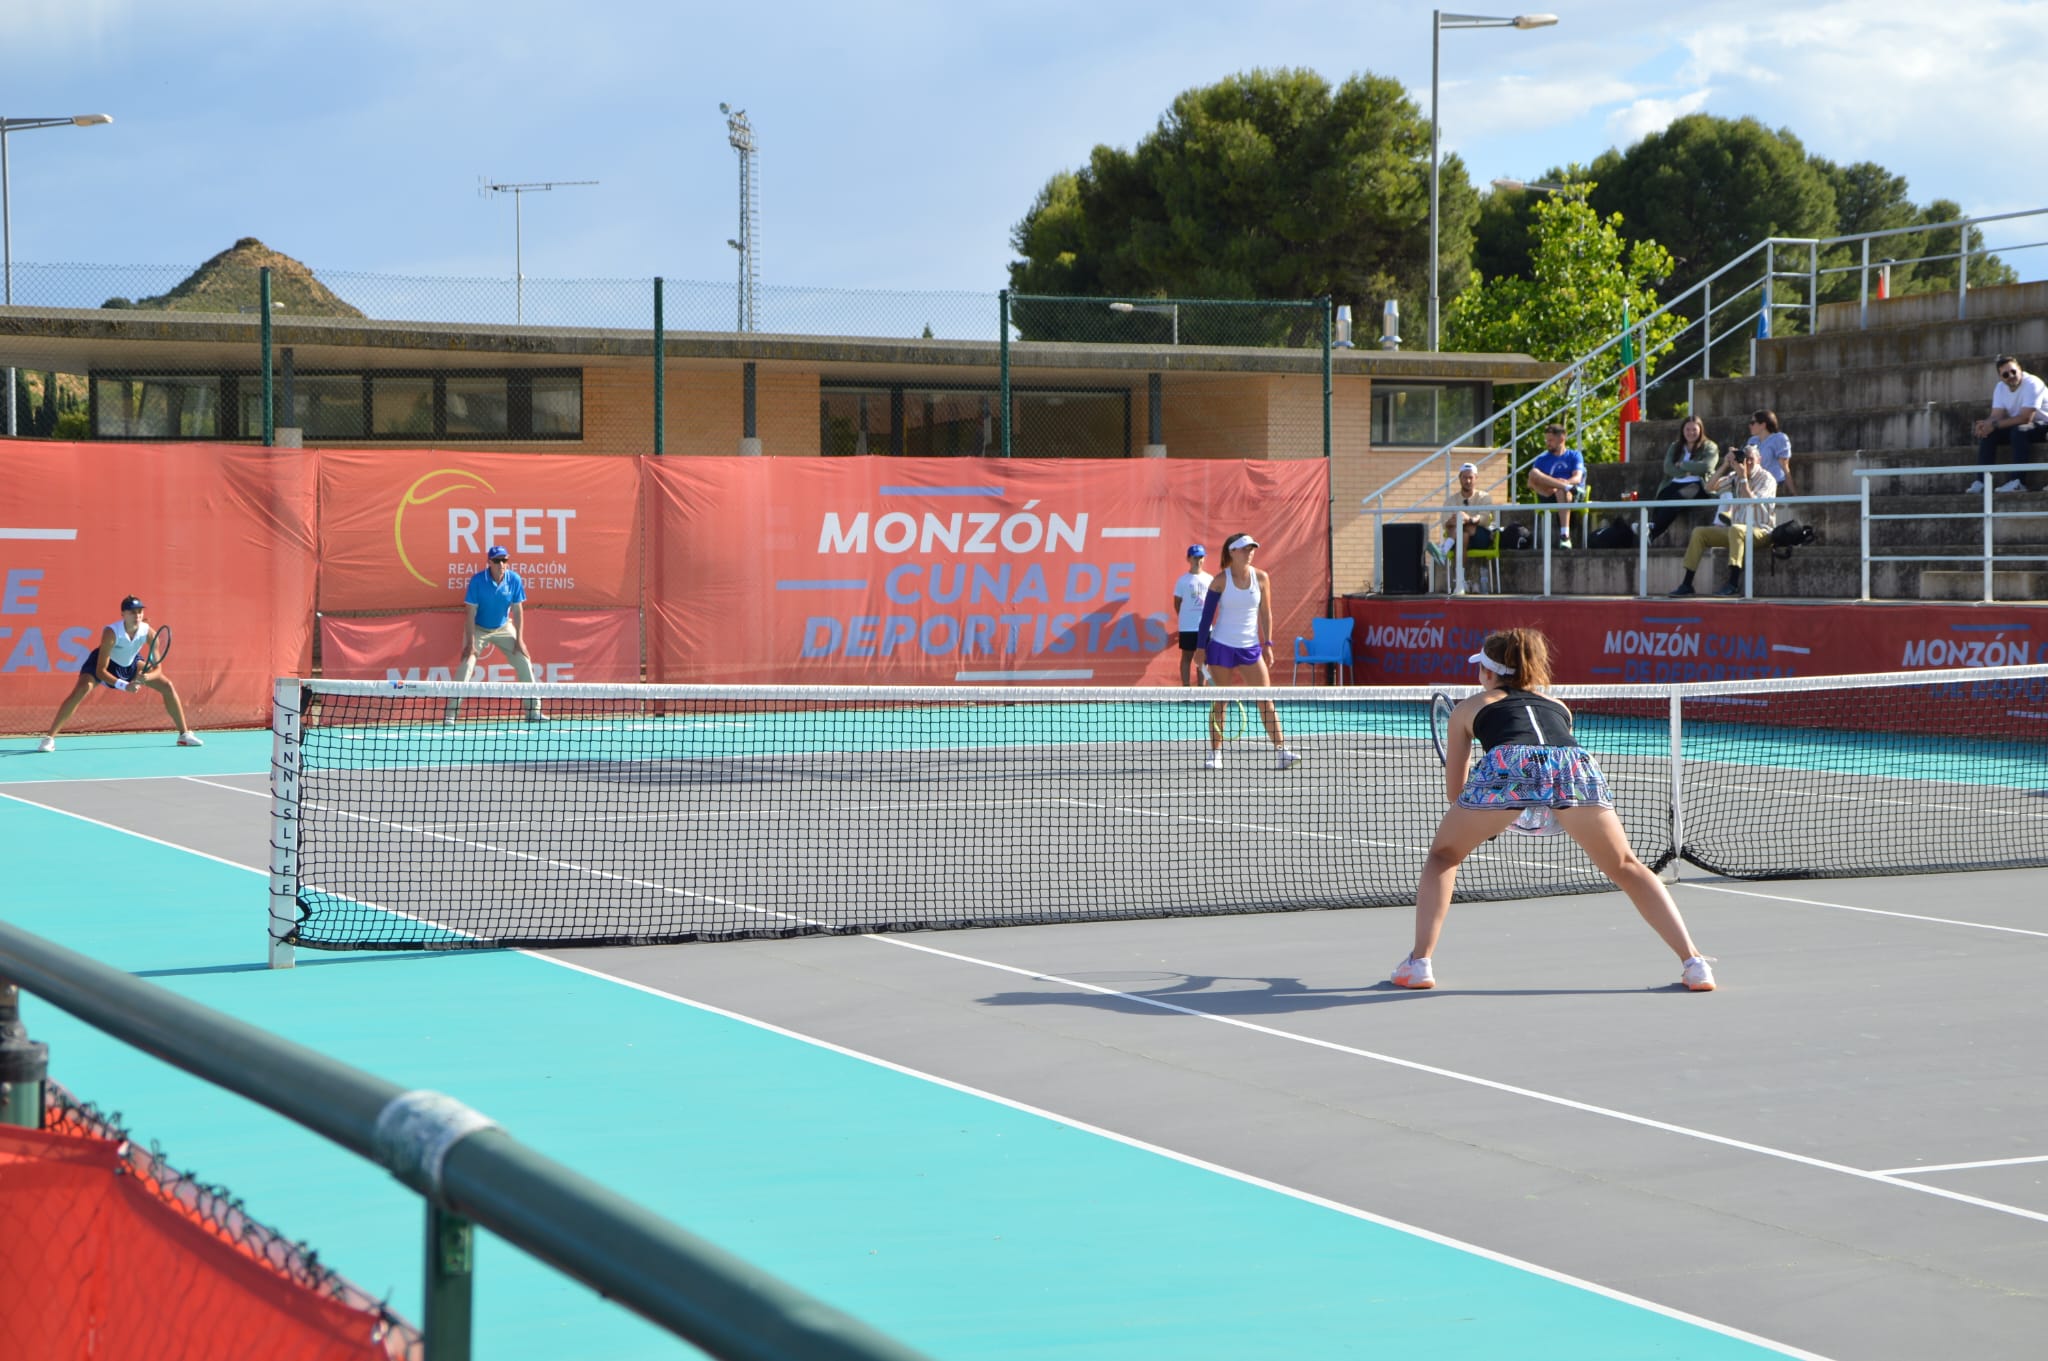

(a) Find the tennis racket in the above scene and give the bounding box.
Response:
[141,624,172,677]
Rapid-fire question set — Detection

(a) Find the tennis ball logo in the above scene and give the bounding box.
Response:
[394,468,497,588]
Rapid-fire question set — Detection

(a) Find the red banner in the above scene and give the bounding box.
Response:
[644,457,1331,683]
[0,440,315,734]
[318,450,641,611]
[319,609,642,683]
[0,1123,404,1361]
[1344,596,2048,685]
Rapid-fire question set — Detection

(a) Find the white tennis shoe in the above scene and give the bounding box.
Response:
[1390,956,1435,989]
[177,732,204,747]
[1202,749,1222,770]
[36,736,55,753]
[1967,477,1987,493]
[1276,747,1301,770]
[1997,477,2026,494]
[1681,955,1718,991]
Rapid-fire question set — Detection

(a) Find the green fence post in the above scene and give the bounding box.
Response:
[1322,296,1333,461]
[425,1203,475,1360]
[998,289,1012,458]
[260,267,275,447]
[0,979,47,1129]
[653,277,665,455]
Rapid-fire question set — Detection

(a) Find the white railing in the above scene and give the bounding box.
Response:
[1855,461,2048,602]
[1365,205,2048,526]
[1373,494,1859,599]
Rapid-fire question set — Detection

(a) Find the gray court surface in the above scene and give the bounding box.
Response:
[13,770,2048,1361]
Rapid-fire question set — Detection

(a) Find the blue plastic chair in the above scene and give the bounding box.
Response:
[1291,616,1354,685]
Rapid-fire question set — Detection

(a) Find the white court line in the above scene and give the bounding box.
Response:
[1676,882,2048,940]
[1874,1154,2048,1177]
[867,934,2048,1229]
[532,951,1839,1361]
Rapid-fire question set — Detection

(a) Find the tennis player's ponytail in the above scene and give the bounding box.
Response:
[1481,628,1553,690]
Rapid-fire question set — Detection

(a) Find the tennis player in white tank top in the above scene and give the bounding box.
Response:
[37,594,202,752]
[1197,534,1298,770]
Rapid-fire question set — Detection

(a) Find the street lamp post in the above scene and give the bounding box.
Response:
[1108,300,1178,344]
[2,114,113,437]
[1429,12,1555,352]
[481,178,597,324]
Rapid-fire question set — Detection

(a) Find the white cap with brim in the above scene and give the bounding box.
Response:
[1225,534,1260,551]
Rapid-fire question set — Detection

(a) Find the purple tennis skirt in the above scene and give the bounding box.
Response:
[1456,743,1613,811]
[1204,641,1264,668]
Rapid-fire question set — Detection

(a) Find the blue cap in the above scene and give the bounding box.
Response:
[120,595,145,613]
[1186,544,1205,558]
[486,545,509,561]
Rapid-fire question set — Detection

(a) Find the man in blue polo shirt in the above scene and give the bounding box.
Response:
[1528,424,1587,548]
[445,545,546,724]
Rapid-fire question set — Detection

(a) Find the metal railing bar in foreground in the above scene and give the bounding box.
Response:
[0,919,937,1361]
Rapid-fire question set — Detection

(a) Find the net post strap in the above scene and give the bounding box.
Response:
[268,678,302,971]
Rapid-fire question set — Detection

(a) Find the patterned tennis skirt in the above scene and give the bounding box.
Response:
[1456,743,1613,811]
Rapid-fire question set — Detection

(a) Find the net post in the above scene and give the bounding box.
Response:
[0,978,48,1129]
[1664,690,1684,880]
[268,678,302,970]
[424,1203,476,1360]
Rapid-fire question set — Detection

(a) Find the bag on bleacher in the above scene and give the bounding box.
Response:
[1589,518,1638,550]
[1767,518,1817,570]
[1496,522,1534,550]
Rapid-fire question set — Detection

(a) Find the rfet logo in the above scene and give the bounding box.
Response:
[319,451,637,611]
[391,467,579,592]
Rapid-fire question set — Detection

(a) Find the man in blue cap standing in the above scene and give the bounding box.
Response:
[1169,543,1213,687]
[445,545,546,724]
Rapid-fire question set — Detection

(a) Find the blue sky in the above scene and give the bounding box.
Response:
[7,0,2041,294]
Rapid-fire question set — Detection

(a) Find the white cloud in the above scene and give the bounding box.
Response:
[1604,87,1713,149]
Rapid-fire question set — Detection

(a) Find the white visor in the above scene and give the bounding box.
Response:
[1468,651,1513,676]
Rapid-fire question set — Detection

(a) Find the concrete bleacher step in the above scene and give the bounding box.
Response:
[1754,314,2048,376]
[1629,406,1980,462]
[1917,569,2048,602]
[1695,358,2024,418]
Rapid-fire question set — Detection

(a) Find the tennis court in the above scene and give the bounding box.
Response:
[4,697,2047,1360]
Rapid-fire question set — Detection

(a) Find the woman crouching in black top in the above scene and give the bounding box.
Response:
[1389,628,1716,993]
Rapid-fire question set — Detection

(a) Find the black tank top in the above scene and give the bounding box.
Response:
[1471,689,1578,751]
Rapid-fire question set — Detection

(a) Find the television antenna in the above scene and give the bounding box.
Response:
[479,177,597,323]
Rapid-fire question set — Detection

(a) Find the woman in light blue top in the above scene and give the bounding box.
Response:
[1745,409,1793,496]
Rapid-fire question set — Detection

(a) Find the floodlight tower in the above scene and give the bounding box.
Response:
[480,177,596,323]
[720,103,759,333]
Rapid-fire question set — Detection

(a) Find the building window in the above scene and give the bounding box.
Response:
[91,376,223,438]
[91,369,581,441]
[819,382,1129,457]
[1371,382,1486,447]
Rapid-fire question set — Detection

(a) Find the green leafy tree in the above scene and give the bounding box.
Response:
[1586,115,1837,305]
[1445,183,1680,466]
[1007,68,1477,341]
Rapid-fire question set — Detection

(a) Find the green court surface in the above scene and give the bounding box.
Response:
[1,735,1818,1359]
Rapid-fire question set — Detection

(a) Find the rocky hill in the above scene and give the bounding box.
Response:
[102,238,363,317]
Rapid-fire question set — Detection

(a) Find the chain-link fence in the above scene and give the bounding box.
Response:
[1,257,1335,467]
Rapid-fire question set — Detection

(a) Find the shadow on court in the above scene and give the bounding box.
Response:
[976,974,1673,1015]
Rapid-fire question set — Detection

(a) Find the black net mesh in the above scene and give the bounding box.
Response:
[273,669,2048,951]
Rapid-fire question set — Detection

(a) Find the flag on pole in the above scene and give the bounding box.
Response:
[1617,303,1641,462]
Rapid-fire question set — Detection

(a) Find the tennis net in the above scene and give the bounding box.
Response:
[269,667,2048,953]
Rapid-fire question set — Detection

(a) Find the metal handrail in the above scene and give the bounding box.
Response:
[1376,492,1859,601]
[1367,204,2048,518]
[1852,462,2048,602]
[0,919,935,1361]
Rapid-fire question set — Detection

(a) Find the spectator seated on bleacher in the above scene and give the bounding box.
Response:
[1527,424,1586,548]
[1668,444,1776,598]
[1648,416,1718,543]
[1426,462,1498,565]
[1970,354,2046,494]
